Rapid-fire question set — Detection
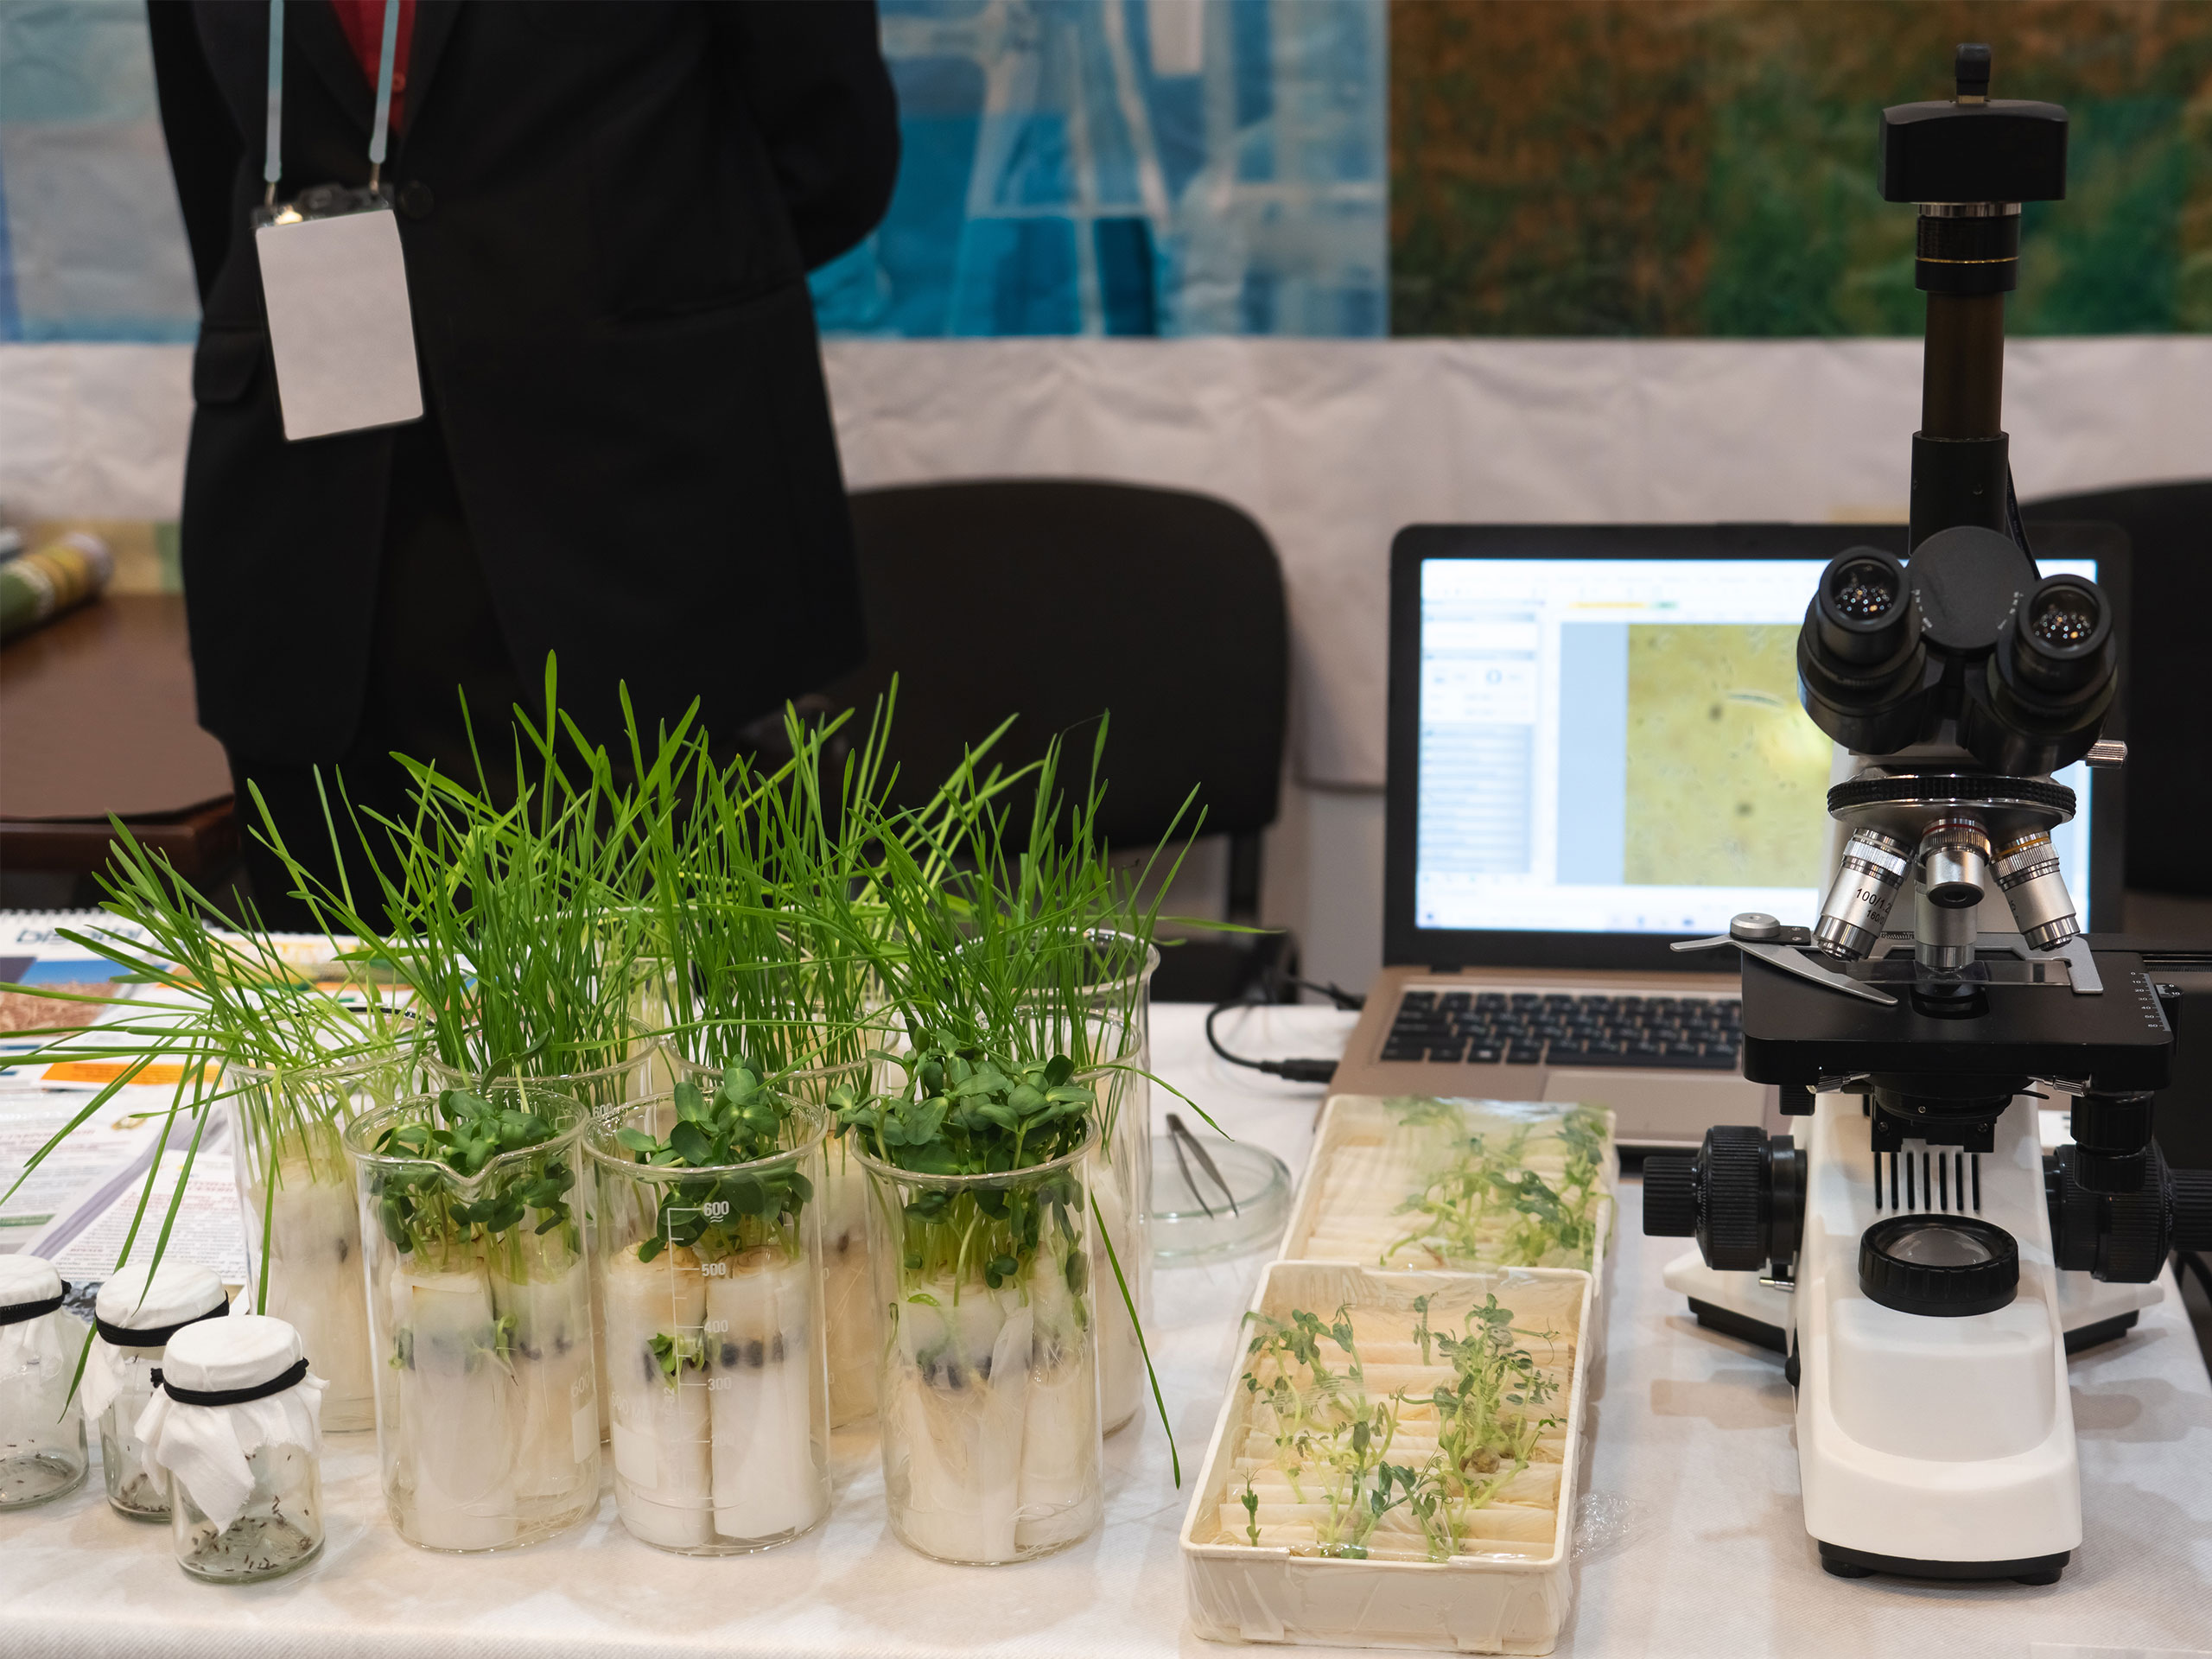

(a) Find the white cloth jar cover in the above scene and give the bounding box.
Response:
[82,1261,231,1422]
[136,1313,324,1534]
[0,1255,78,1405]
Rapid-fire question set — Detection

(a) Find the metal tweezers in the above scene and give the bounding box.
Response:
[1166,1111,1237,1217]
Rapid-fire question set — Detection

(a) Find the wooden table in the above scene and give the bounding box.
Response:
[0,594,236,879]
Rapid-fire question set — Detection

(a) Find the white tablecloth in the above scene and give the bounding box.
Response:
[3,1002,2207,1658]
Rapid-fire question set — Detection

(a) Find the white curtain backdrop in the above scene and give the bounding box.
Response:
[6,336,2207,786]
[822,336,2212,785]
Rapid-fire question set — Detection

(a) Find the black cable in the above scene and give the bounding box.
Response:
[1274,973,1364,1011]
[1205,995,1340,1086]
[2006,462,2037,563]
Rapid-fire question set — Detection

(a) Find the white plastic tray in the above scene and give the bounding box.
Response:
[1279,1096,1616,1332]
[1179,1262,1594,1656]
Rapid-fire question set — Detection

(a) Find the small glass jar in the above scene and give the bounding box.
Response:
[230,1048,416,1433]
[84,1260,231,1517]
[136,1313,326,1582]
[587,1087,831,1554]
[0,1255,87,1508]
[858,1129,1102,1566]
[346,1084,599,1552]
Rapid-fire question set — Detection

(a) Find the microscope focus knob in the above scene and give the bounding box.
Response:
[2045,1143,2204,1282]
[1640,1125,1798,1274]
[2069,1093,2157,1193]
[1643,1156,1699,1239]
[2094,1179,2168,1285]
[1700,1126,1770,1271]
[2173,1167,2212,1251]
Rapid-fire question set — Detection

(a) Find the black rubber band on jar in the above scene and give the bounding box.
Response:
[0,1283,69,1325]
[94,1295,231,1351]
[159,1356,310,1408]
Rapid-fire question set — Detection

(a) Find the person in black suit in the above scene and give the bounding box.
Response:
[146,1,899,926]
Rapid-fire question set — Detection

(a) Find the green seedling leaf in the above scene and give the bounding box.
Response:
[668,1119,714,1166]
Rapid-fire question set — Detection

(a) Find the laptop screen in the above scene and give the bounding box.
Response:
[1385,526,2122,972]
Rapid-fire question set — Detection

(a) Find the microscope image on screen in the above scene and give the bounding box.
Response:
[1643,43,2207,1588]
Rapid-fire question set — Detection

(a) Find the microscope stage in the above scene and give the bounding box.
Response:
[1738,946,2171,1091]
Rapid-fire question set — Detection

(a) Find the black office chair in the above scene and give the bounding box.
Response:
[821,479,1293,1002]
[2023,480,2211,898]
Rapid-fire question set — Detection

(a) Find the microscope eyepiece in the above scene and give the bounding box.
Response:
[1798,546,1929,751]
[1815,549,1915,664]
[1961,570,2120,772]
[1829,563,1895,620]
[2014,575,2111,693]
[2031,588,2095,646]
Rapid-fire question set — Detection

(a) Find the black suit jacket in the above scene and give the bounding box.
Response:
[148,0,898,760]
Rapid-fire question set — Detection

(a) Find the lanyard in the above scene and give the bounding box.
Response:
[263,0,402,206]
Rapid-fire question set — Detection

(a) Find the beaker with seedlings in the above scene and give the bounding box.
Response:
[84,1260,231,1517]
[346,1083,599,1551]
[588,1069,830,1554]
[1020,932,1156,1437]
[858,1123,1102,1566]
[673,1052,874,1426]
[428,1042,658,1446]
[0,1255,87,1508]
[230,1049,415,1432]
[1082,1009,1152,1437]
[137,1313,326,1582]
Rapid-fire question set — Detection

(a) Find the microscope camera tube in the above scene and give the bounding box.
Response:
[1991,830,2081,949]
[1815,828,1912,959]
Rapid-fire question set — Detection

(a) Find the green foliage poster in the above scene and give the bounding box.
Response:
[1391,0,2212,337]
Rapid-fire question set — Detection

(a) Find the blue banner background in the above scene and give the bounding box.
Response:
[0,0,1388,344]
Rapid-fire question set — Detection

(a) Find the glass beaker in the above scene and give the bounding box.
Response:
[1017,934,1157,1436]
[587,1088,830,1554]
[230,1048,416,1433]
[427,1042,657,1444]
[858,1129,1102,1566]
[671,1051,877,1427]
[345,1084,598,1551]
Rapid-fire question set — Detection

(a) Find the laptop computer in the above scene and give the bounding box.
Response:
[1326,523,2126,1147]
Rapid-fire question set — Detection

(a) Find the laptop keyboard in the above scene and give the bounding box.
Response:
[1379,988,1743,1071]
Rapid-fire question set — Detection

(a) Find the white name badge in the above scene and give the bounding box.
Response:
[254,202,423,442]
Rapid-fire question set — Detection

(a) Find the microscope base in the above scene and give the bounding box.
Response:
[1661,1250,1791,1352]
[1815,1541,2069,1586]
[1659,1249,2162,1359]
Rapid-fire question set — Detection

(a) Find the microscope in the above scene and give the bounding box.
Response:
[1645,45,2210,1585]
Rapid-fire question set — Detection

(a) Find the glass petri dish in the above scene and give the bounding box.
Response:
[1148,1135,1293,1264]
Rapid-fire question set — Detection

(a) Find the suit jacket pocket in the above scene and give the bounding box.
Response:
[193,325,266,405]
